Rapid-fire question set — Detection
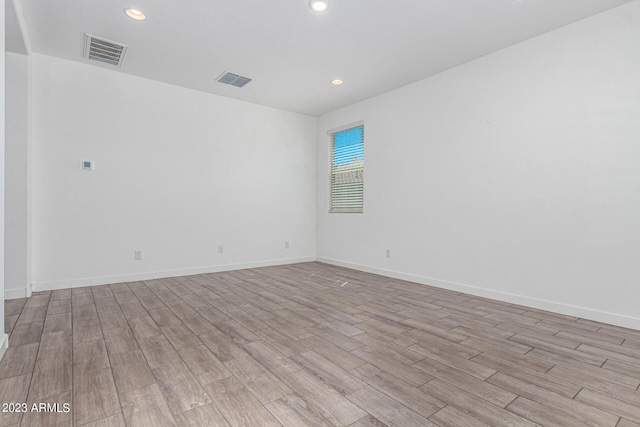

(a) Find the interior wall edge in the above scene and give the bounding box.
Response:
[1,0,7,359]
[9,0,32,54]
[4,287,28,300]
[30,256,316,293]
[0,334,7,361]
[317,257,640,330]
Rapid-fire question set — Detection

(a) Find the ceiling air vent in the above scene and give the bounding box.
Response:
[84,34,128,67]
[216,71,252,88]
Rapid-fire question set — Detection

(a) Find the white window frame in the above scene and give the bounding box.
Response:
[328,121,364,213]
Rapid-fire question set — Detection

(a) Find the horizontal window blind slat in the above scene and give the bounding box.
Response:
[331,188,364,192]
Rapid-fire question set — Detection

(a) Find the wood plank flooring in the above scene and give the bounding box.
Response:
[2,262,640,426]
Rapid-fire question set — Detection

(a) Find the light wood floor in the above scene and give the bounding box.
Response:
[2,262,640,427]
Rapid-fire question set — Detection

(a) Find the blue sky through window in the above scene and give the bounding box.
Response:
[334,126,364,165]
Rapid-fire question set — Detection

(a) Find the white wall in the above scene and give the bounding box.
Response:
[31,53,316,289]
[4,52,29,299]
[316,2,640,329]
[1,0,8,357]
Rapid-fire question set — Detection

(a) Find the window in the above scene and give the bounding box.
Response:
[329,123,364,213]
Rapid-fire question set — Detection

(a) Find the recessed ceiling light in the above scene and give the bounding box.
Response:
[124,8,146,21]
[331,79,344,85]
[309,0,329,12]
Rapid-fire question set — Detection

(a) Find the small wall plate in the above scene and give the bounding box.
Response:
[81,160,95,170]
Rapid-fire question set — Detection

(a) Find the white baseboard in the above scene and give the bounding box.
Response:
[32,256,316,292]
[5,287,29,300]
[317,257,640,331]
[24,254,640,330]
[0,334,9,362]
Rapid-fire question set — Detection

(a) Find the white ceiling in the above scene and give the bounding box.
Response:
[12,0,634,116]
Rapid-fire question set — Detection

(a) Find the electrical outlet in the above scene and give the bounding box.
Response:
[134,250,143,261]
[218,245,224,254]
[385,249,391,258]
[285,241,290,249]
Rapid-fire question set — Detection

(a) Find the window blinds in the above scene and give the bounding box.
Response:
[330,125,364,213]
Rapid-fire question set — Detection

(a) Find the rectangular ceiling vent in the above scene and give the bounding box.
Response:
[216,71,252,88]
[84,34,128,67]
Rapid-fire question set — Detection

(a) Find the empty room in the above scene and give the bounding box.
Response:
[1,0,639,426]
